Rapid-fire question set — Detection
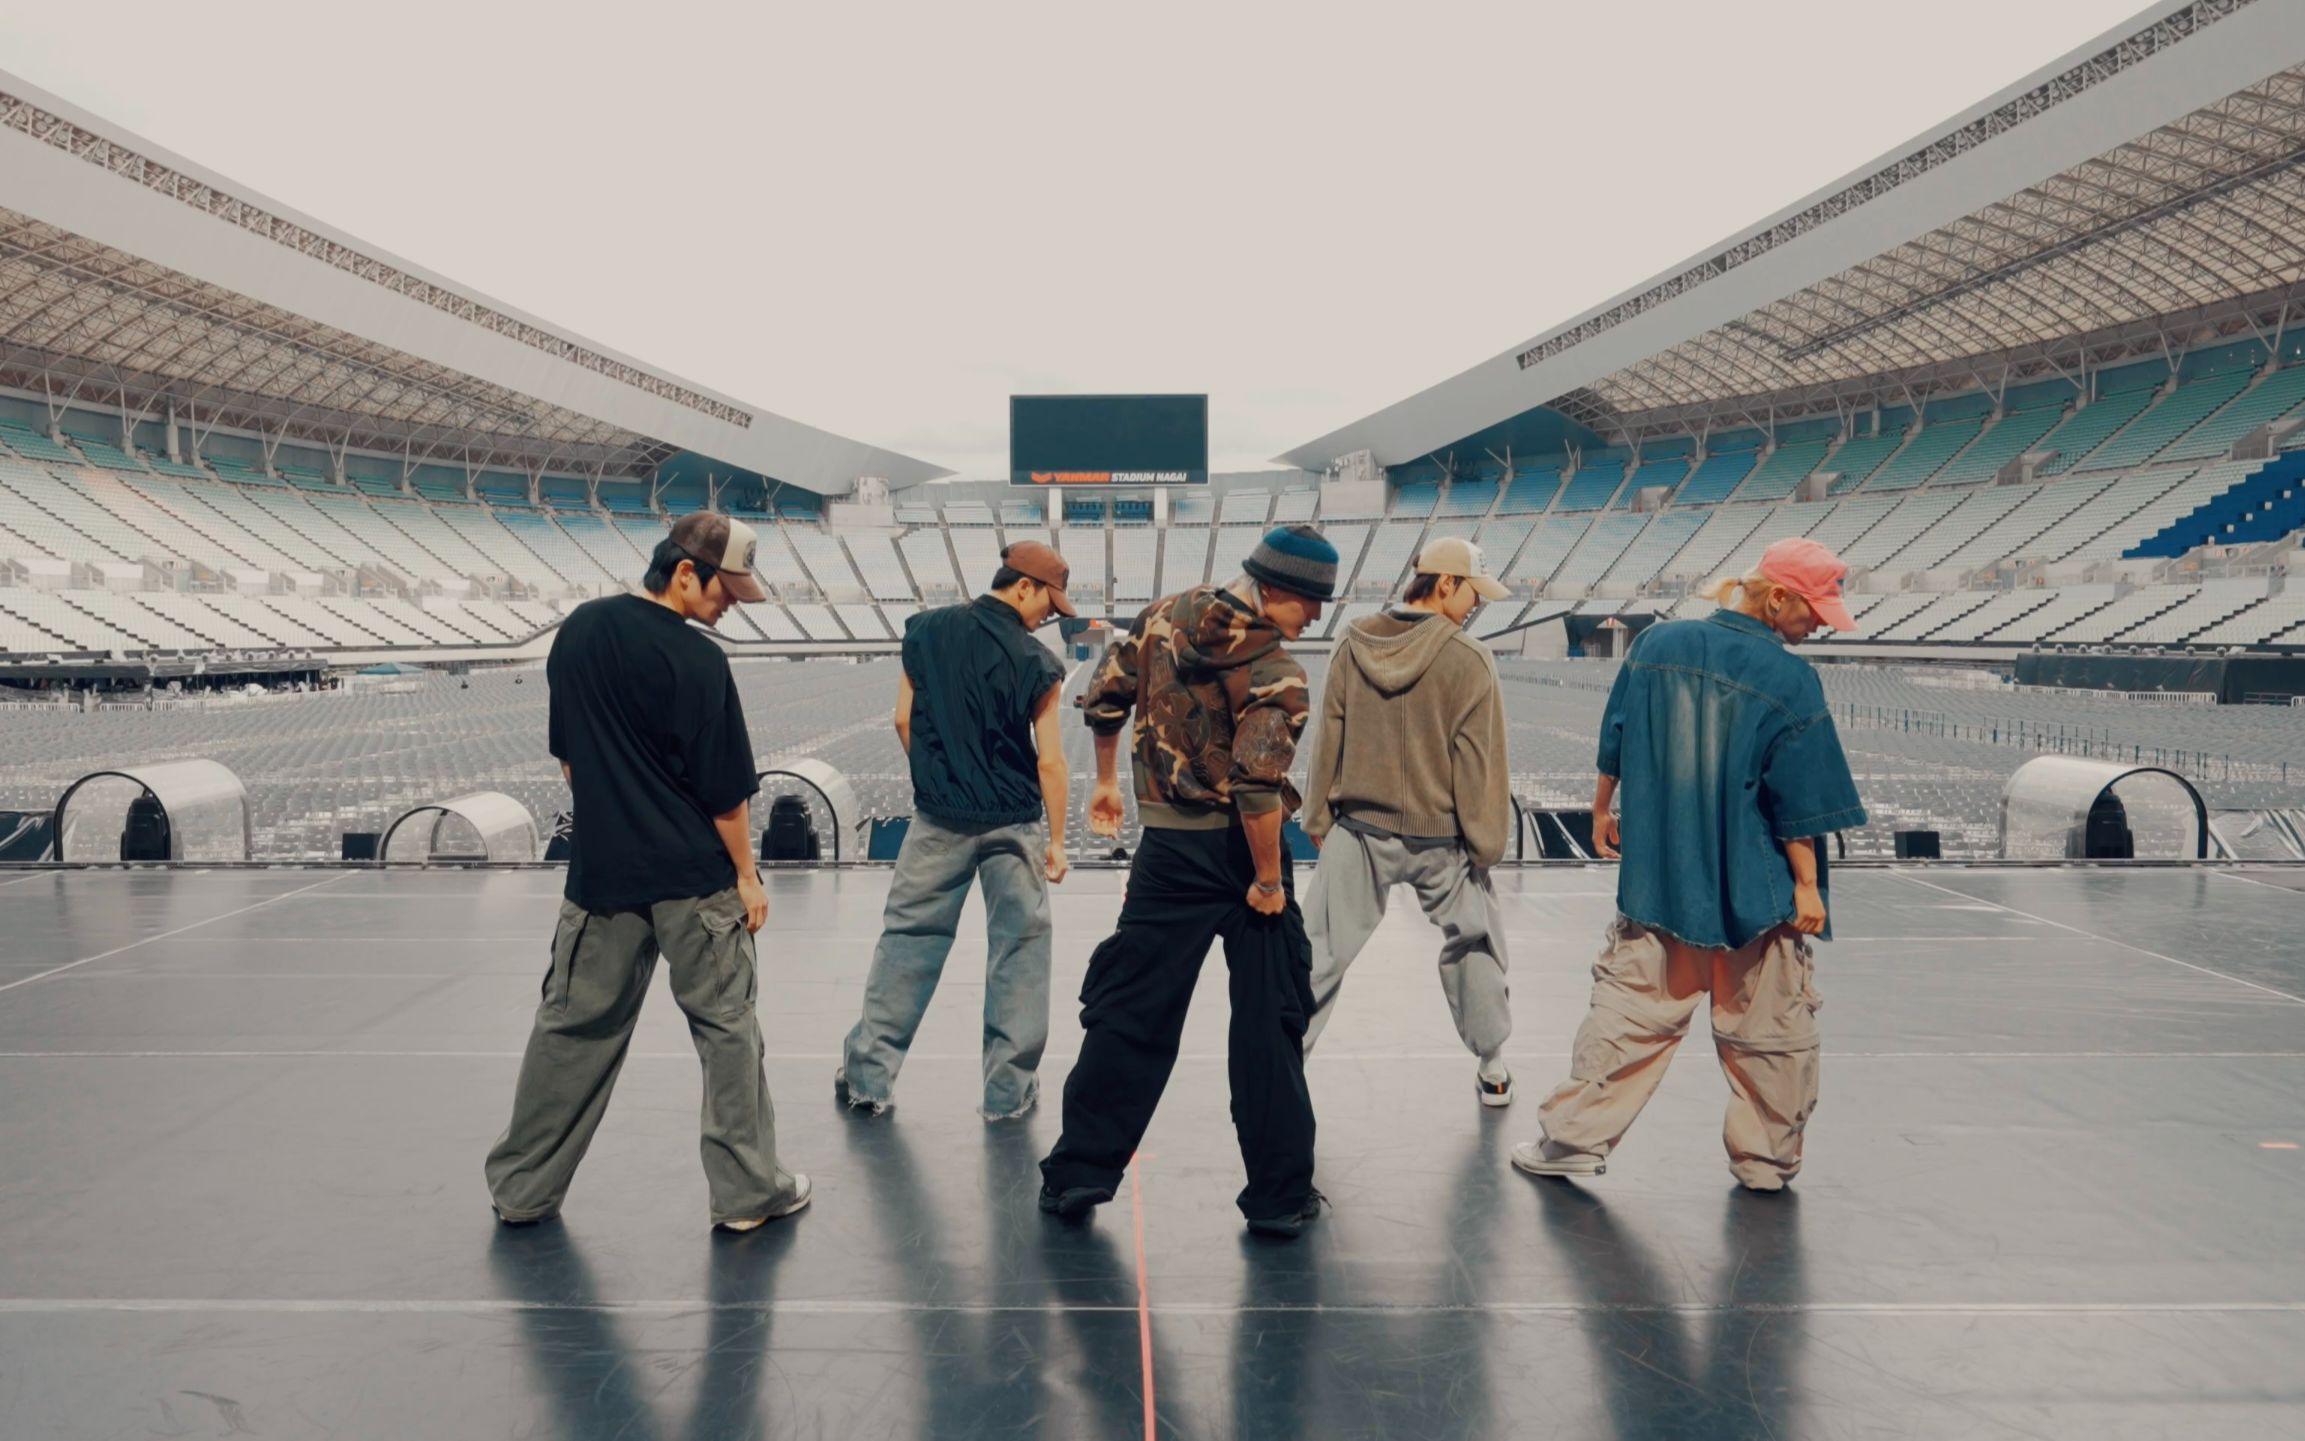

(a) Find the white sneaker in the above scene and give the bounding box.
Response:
[1476,1062,1513,1108]
[717,1173,813,1231]
[1511,1141,1604,1178]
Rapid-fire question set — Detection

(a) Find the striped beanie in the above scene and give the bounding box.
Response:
[1242,524,1340,602]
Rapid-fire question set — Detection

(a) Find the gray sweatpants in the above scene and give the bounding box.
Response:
[484,887,801,1225]
[1302,825,1511,1058]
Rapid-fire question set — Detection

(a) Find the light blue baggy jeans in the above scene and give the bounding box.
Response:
[840,811,1053,1117]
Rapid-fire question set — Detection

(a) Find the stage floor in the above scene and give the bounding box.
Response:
[1,864,2302,1440]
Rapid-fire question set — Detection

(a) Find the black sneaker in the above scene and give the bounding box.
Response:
[1245,1188,1326,1239]
[1037,1185,1113,1221]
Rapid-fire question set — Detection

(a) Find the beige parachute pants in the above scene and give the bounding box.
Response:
[1537,915,1820,1189]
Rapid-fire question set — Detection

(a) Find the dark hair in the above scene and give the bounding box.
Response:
[1402,572,1444,602]
[644,539,715,595]
[989,565,1029,592]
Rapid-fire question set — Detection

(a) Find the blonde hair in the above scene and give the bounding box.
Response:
[1698,567,1785,606]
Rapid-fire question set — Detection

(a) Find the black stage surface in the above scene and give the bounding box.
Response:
[1,864,2301,1439]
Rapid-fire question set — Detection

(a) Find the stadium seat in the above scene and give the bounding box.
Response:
[1672,451,1758,506]
[1554,456,1628,512]
[1820,431,1908,494]
[1861,419,1984,492]
[1600,510,1705,587]
[1932,404,2069,486]
[2078,372,2254,472]
[2035,388,2158,475]
[1732,440,1832,502]
[1495,465,1563,514]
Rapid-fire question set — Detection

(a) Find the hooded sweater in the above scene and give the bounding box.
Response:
[1303,608,1512,868]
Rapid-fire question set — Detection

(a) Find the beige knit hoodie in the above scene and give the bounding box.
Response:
[1302,609,1512,868]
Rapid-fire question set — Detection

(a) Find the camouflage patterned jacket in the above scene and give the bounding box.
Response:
[1080,585,1311,828]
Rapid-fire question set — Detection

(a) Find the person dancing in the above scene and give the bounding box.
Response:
[1038,525,1338,1239]
[835,542,1076,1120]
[1299,536,1517,1105]
[1514,538,1866,1193]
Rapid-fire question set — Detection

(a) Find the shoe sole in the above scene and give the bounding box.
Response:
[1510,1155,1605,1179]
[1478,1087,1513,1108]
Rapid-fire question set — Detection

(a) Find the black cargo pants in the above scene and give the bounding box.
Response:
[1040,823,1317,1219]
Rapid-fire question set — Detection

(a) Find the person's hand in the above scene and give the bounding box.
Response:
[1044,841,1069,885]
[1088,781,1126,839]
[1246,879,1287,916]
[737,872,770,934]
[1308,830,1324,851]
[1594,811,1621,860]
[1791,882,1826,935]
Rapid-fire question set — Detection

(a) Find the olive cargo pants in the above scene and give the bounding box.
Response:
[485,887,801,1224]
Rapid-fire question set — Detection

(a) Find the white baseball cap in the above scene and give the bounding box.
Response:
[1414,536,1512,602]
[667,511,767,603]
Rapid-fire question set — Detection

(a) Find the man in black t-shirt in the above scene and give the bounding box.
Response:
[835,541,1073,1120]
[485,512,810,1233]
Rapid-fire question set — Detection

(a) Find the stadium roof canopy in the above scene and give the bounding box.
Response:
[0,71,946,492]
[1282,0,2305,467]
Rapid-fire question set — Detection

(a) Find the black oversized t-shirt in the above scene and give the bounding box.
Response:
[902,596,1065,826]
[548,595,758,911]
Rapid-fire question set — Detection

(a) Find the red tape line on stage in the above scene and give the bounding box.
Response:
[1130,1153,1155,1441]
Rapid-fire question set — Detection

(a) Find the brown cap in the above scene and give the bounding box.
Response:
[1000,539,1076,618]
[667,512,767,603]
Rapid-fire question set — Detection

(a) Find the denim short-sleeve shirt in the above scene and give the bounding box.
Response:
[1598,609,1867,949]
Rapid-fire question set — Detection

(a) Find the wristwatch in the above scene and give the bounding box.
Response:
[1254,879,1283,895]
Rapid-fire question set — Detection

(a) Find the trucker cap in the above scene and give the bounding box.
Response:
[667,512,767,604]
[1414,536,1512,602]
[1756,536,1856,632]
[1000,539,1077,618]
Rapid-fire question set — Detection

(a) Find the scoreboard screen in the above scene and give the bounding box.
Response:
[1010,394,1208,486]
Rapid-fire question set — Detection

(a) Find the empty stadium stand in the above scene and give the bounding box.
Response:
[6,366,2305,668]
[1553,455,1627,511]
[1672,450,1758,506]
[1733,440,1831,501]
[1932,405,2066,486]
[1821,430,1908,494]
[1496,465,1563,514]
[2037,388,2158,475]
[1862,418,1983,492]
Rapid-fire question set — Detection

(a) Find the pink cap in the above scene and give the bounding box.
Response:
[1757,537,1856,632]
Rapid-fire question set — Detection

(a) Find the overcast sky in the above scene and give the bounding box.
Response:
[3,0,2147,479]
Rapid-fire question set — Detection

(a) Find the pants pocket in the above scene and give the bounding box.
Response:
[1715,930,1818,1052]
[544,900,590,1011]
[1282,909,1315,1037]
[1795,934,1822,1017]
[1593,916,1662,987]
[694,892,757,1015]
